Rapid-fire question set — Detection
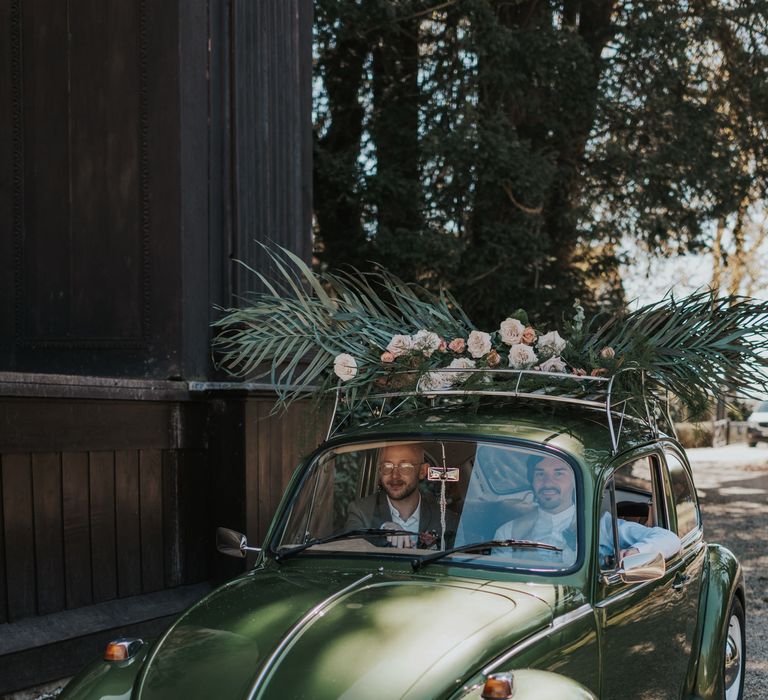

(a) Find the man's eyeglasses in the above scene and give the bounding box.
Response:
[378,461,417,475]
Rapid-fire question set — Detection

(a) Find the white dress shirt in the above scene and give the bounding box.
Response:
[386,495,421,546]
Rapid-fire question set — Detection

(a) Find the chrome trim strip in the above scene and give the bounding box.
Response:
[249,573,374,699]
[482,603,593,675]
[595,577,657,607]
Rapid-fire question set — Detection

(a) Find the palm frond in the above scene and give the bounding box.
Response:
[585,290,768,413]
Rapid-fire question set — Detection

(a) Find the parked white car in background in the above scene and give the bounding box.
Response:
[747,401,768,447]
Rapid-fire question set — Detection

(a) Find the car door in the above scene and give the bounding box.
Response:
[660,447,707,690]
[595,451,692,700]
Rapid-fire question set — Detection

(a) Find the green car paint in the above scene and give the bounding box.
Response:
[59,404,744,700]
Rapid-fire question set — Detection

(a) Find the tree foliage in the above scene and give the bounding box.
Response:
[313,0,768,328]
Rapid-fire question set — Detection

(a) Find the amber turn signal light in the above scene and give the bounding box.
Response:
[481,672,515,699]
[104,638,144,662]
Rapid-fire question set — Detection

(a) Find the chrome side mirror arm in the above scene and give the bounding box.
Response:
[216,526,262,559]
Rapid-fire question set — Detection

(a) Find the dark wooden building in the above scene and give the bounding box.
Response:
[0,1,315,693]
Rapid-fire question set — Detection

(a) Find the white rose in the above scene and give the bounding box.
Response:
[537,330,567,357]
[333,353,358,381]
[386,334,413,358]
[508,343,537,369]
[448,357,477,383]
[538,356,567,373]
[499,318,525,346]
[467,330,492,358]
[421,369,454,391]
[411,329,442,357]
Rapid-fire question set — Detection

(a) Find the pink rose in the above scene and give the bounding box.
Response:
[487,350,501,367]
[591,368,608,377]
[572,367,587,376]
[521,326,537,345]
[381,351,395,363]
[448,338,466,353]
[600,346,615,360]
[438,339,448,352]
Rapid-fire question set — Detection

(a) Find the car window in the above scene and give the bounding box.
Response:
[665,452,700,538]
[599,456,666,570]
[275,439,580,573]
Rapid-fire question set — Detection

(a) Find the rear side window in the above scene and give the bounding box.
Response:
[665,452,700,538]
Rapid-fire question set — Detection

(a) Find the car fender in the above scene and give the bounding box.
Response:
[454,669,597,700]
[57,644,148,700]
[693,544,744,700]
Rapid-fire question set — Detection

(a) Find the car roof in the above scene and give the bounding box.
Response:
[328,399,661,472]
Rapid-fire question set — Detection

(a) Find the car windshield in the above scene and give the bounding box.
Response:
[754,401,768,413]
[274,439,579,572]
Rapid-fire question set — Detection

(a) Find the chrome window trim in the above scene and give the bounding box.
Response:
[663,447,702,538]
[482,603,593,675]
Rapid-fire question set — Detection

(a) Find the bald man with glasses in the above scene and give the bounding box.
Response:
[345,443,458,549]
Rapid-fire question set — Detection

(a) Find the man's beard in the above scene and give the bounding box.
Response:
[383,481,418,501]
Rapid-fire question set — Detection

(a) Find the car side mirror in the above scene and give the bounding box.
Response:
[216,527,261,558]
[619,550,665,584]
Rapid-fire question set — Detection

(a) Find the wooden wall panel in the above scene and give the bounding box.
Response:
[89,451,117,603]
[115,450,141,598]
[178,449,210,584]
[0,458,6,623]
[18,0,71,339]
[62,453,92,609]
[162,451,182,588]
[140,450,164,593]
[1,400,175,453]
[230,0,313,300]
[68,0,143,339]
[32,453,65,614]
[2,454,36,620]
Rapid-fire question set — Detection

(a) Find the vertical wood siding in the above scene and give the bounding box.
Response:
[0,445,204,623]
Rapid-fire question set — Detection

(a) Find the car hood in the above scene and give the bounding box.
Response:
[135,564,561,700]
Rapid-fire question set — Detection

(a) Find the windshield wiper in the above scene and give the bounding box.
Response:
[274,528,418,561]
[411,539,563,571]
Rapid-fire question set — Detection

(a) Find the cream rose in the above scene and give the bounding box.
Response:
[508,343,537,369]
[599,346,615,360]
[333,353,358,381]
[537,330,567,357]
[386,334,412,358]
[448,357,477,383]
[538,356,567,373]
[467,330,492,358]
[499,318,525,346]
[380,351,395,363]
[421,369,454,391]
[411,329,442,357]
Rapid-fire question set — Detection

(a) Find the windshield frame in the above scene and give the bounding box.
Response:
[265,432,586,577]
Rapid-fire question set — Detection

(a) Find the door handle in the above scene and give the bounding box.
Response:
[672,573,691,591]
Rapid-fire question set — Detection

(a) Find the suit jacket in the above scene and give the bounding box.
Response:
[345,489,459,548]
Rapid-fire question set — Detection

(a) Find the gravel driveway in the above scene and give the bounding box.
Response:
[687,444,768,700]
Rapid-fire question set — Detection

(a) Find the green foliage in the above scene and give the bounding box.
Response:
[314,0,768,326]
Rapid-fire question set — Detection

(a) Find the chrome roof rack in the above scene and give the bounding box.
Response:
[326,367,673,456]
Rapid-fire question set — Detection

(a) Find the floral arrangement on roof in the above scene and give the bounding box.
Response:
[212,245,768,417]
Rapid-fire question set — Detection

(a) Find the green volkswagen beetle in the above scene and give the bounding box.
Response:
[60,395,745,700]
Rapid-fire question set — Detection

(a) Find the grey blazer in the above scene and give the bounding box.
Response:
[345,489,458,548]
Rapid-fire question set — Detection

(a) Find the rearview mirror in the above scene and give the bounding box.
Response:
[620,550,664,583]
